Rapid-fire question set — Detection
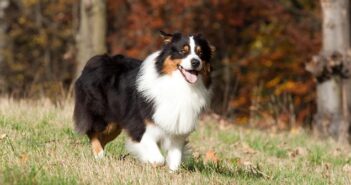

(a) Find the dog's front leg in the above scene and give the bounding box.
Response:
[166,136,186,171]
[126,124,165,166]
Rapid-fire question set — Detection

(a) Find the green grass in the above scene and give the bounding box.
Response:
[1,98,351,184]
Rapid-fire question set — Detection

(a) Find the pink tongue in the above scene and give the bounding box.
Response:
[182,69,198,83]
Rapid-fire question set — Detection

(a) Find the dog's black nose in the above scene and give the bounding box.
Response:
[191,59,200,68]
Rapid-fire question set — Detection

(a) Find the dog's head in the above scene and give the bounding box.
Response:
[155,31,214,87]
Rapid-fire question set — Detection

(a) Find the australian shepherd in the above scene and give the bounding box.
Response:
[73,31,214,171]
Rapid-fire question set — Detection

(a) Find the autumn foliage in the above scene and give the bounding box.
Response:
[0,0,321,128]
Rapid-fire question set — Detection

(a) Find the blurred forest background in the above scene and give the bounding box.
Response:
[0,0,321,130]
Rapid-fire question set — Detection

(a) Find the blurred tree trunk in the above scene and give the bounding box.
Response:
[0,0,9,89]
[306,0,351,143]
[76,0,107,77]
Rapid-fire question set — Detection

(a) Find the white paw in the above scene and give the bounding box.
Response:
[148,155,165,166]
[94,150,104,160]
[168,163,180,172]
[166,149,182,171]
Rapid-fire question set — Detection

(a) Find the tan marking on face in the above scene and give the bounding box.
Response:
[182,45,190,54]
[162,56,181,75]
[195,46,202,56]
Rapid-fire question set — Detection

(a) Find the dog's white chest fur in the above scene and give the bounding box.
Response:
[137,51,209,135]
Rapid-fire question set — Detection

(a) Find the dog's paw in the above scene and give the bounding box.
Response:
[168,168,180,173]
[148,155,165,167]
[149,158,165,167]
[94,150,104,160]
[168,163,180,172]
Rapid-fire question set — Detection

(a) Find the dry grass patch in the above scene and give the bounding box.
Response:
[1,98,351,184]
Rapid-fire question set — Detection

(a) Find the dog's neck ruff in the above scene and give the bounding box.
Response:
[137,51,210,135]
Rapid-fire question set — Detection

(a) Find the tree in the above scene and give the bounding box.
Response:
[306,0,350,143]
[0,0,9,90]
[77,0,107,77]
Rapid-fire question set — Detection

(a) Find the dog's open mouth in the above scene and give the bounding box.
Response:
[177,65,199,84]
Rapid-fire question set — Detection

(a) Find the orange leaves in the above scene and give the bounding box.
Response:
[1,12,331,184]
[198,146,270,179]
[274,81,309,96]
[20,153,29,164]
[266,77,281,88]
[148,0,167,8]
[23,0,39,7]
[2,0,320,128]
[288,147,307,158]
[230,96,248,109]
[204,150,219,164]
[149,18,164,28]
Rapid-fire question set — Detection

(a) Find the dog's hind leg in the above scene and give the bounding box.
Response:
[88,132,105,159]
[88,123,121,159]
[100,123,121,147]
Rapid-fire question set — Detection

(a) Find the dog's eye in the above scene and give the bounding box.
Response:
[180,45,189,54]
[195,46,202,55]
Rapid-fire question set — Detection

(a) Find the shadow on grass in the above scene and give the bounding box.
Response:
[182,157,235,177]
[182,157,268,179]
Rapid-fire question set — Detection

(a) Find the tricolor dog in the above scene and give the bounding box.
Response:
[73,31,214,171]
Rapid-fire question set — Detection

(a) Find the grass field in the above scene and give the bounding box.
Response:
[1,98,351,185]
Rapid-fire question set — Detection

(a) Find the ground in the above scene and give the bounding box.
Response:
[1,98,351,185]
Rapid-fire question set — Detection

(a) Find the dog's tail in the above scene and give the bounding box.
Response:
[73,55,110,134]
[73,80,94,134]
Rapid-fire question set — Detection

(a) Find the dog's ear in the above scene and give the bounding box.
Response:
[160,30,173,44]
[194,32,215,57]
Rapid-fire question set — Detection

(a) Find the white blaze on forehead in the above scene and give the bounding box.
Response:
[180,36,201,70]
[189,36,196,55]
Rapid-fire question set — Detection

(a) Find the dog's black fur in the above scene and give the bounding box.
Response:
[74,32,213,144]
[74,54,154,141]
